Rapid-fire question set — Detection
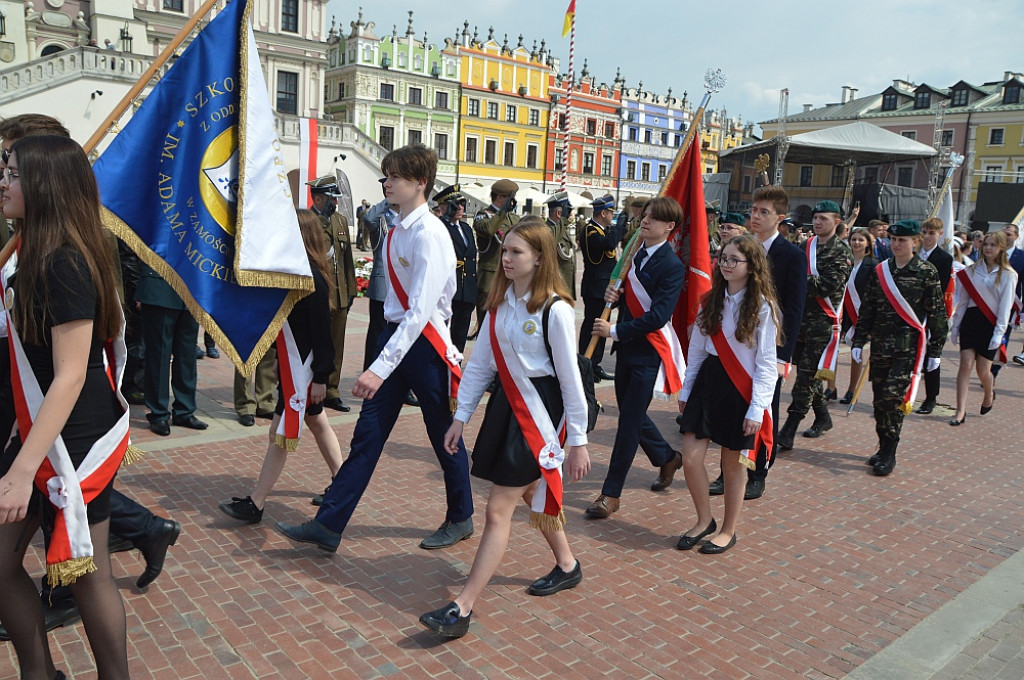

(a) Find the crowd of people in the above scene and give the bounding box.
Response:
[2,112,1023,675]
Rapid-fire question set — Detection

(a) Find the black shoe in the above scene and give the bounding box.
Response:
[699,534,737,554]
[137,519,181,588]
[419,601,471,638]
[404,391,420,407]
[195,346,206,360]
[593,366,615,381]
[254,410,275,420]
[206,346,220,359]
[219,496,263,524]
[676,518,717,550]
[150,419,171,436]
[916,400,936,415]
[802,409,833,438]
[744,479,765,501]
[708,475,724,496]
[839,390,854,405]
[108,534,133,554]
[949,414,966,426]
[0,602,83,641]
[238,414,255,427]
[527,561,582,596]
[323,397,351,412]
[872,438,897,476]
[824,388,838,401]
[419,518,474,550]
[274,519,341,553]
[981,402,994,415]
[311,485,330,506]
[777,417,801,451]
[172,414,209,430]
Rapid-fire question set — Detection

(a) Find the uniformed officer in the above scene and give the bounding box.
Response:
[778,200,853,449]
[619,196,645,248]
[435,184,477,352]
[852,220,948,476]
[308,175,358,413]
[580,194,622,381]
[474,179,520,326]
[545,191,577,298]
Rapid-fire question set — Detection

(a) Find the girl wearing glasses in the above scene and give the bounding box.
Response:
[676,234,780,554]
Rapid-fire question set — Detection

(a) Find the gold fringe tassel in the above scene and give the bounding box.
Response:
[899,401,914,415]
[529,509,566,532]
[449,397,458,414]
[47,556,97,588]
[121,444,146,467]
[275,434,300,452]
[739,454,756,471]
[814,369,835,381]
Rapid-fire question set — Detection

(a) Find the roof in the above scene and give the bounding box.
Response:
[721,121,937,165]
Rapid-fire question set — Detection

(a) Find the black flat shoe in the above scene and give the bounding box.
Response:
[839,391,853,405]
[949,414,966,426]
[980,402,993,415]
[699,534,737,554]
[527,561,582,596]
[419,601,471,638]
[676,518,717,550]
[172,414,208,430]
[137,519,181,588]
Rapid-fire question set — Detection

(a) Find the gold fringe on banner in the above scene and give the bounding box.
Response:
[122,444,146,467]
[739,454,756,471]
[529,509,566,533]
[814,369,836,382]
[47,556,97,588]
[275,434,300,452]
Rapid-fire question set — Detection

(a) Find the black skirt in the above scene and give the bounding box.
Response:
[959,306,998,361]
[471,375,564,488]
[678,354,756,451]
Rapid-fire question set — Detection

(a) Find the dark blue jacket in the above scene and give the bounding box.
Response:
[768,235,807,364]
[613,243,686,365]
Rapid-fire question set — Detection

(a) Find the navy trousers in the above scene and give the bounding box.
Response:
[315,325,474,535]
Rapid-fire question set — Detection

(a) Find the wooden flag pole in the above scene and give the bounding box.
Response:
[846,358,870,415]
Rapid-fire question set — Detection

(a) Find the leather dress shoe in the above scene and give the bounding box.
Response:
[677,518,717,550]
[238,414,255,427]
[592,366,614,382]
[699,534,737,554]
[744,479,765,500]
[219,496,263,524]
[150,419,171,436]
[323,397,351,412]
[651,451,683,492]
[172,414,208,430]
[584,494,619,519]
[108,534,134,554]
[195,346,206,360]
[419,518,474,550]
[708,475,724,496]
[0,601,81,641]
[137,519,181,588]
[274,519,341,553]
[419,601,471,638]
[206,346,220,359]
[528,561,582,596]
[916,399,936,415]
[839,390,854,405]
[404,391,420,407]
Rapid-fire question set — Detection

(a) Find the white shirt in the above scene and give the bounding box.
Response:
[950,262,1018,349]
[759,231,780,253]
[919,245,936,261]
[455,289,588,446]
[679,287,778,423]
[368,202,457,380]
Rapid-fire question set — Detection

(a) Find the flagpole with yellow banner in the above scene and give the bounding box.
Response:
[559,0,576,192]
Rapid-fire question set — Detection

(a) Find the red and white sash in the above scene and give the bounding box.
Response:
[386,232,462,410]
[5,288,131,586]
[623,265,685,399]
[274,321,312,451]
[843,268,862,344]
[876,262,928,414]
[709,329,774,471]
[488,307,566,530]
[806,236,844,380]
[955,267,1019,363]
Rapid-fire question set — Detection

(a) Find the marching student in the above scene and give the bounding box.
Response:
[219,209,345,524]
[419,217,590,639]
[851,221,948,476]
[585,197,685,520]
[677,235,779,554]
[915,218,954,415]
[838,227,879,404]
[949,231,1017,425]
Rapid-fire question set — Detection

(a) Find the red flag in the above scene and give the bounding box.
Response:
[665,141,712,360]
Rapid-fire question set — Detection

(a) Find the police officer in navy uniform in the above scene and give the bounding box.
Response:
[435,184,477,352]
[580,194,622,381]
[474,179,520,327]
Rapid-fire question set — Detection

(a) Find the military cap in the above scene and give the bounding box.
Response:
[811,200,842,216]
[630,196,646,208]
[434,184,465,205]
[888,219,921,236]
[780,217,801,231]
[545,191,572,211]
[705,200,720,215]
[307,175,340,196]
[491,179,519,195]
[719,212,747,227]
[591,194,616,212]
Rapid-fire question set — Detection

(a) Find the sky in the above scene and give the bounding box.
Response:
[325,0,1024,131]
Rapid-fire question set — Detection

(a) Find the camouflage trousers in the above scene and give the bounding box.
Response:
[869,348,916,442]
[787,334,831,418]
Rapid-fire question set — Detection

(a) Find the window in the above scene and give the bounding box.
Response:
[831,166,845,187]
[644,130,652,144]
[661,132,669,145]
[604,122,615,138]
[641,162,651,181]
[163,0,184,11]
[586,119,597,135]
[914,91,930,109]
[1017,166,1024,184]
[626,160,636,180]
[281,0,298,32]
[583,152,594,174]
[901,130,917,141]
[435,133,448,160]
[897,166,914,187]
[1004,84,1021,105]
[529,109,540,126]
[526,144,538,169]
[435,91,449,109]
[276,71,297,114]
[504,142,516,166]
[487,102,499,120]
[990,128,1005,145]
[408,87,422,106]
[379,83,395,101]
[628,127,638,141]
[882,93,898,111]
[407,129,422,146]
[485,139,497,164]
[378,125,394,151]
[799,166,813,187]
[558,113,567,130]
[984,165,1003,182]
[506,105,517,123]
[601,154,612,176]
[863,166,879,183]
[337,82,346,100]
[674,134,682,147]
[467,98,480,116]
[465,137,478,163]
[658,165,667,181]
[743,175,751,193]
[941,130,954,147]
[951,89,969,107]
[555,148,564,170]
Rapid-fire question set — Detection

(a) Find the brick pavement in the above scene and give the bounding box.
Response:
[2,300,1024,679]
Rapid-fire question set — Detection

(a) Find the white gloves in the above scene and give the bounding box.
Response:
[851,347,863,364]
[926,357,941,372]
[989,337,1002,351]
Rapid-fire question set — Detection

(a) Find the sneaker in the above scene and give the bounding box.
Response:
[218,496,263,523]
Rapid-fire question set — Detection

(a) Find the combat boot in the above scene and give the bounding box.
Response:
[777,415,802,451]
[872,437,898,476]
[802,405,833,438]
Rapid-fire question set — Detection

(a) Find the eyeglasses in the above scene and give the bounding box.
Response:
[1,167,17,182]
[718,257,748,268]
[0,148,9,165]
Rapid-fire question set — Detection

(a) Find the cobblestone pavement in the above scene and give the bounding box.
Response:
[2,299,1023,679]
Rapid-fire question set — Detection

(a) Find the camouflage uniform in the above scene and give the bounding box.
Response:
[473,207,519,321]
[547,216,576,299]
[620,217,642,250]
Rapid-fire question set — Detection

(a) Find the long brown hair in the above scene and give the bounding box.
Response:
[972,230,1012,287]
[295,209,336,310]
[11,135,120,344]
[484,216,572,314]
[697,234,781,346]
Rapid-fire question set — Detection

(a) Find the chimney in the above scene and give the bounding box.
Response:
[803,103,813,113]
[849,87,858,100]
[841,85,851,104]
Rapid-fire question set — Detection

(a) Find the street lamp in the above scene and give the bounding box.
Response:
[120,22,133,52]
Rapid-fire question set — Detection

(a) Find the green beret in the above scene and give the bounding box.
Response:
[811,200,842,216]
[719,212,746,227]
[889,219,920,236]
[492,179,519,195]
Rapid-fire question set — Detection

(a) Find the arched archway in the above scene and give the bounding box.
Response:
[40,44,66,57]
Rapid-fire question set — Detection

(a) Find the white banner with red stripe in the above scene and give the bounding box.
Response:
[274,321,312,451]
[843,272,861,344]
[806,236,844,379]
[876,262,928,413]
[298,117,318,209]
[623,266,685,399]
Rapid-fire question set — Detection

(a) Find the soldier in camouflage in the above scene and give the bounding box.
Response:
[474,179,520,326]
[778,201,853,449]
[619,196,644,249]
[852,220,948,476]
